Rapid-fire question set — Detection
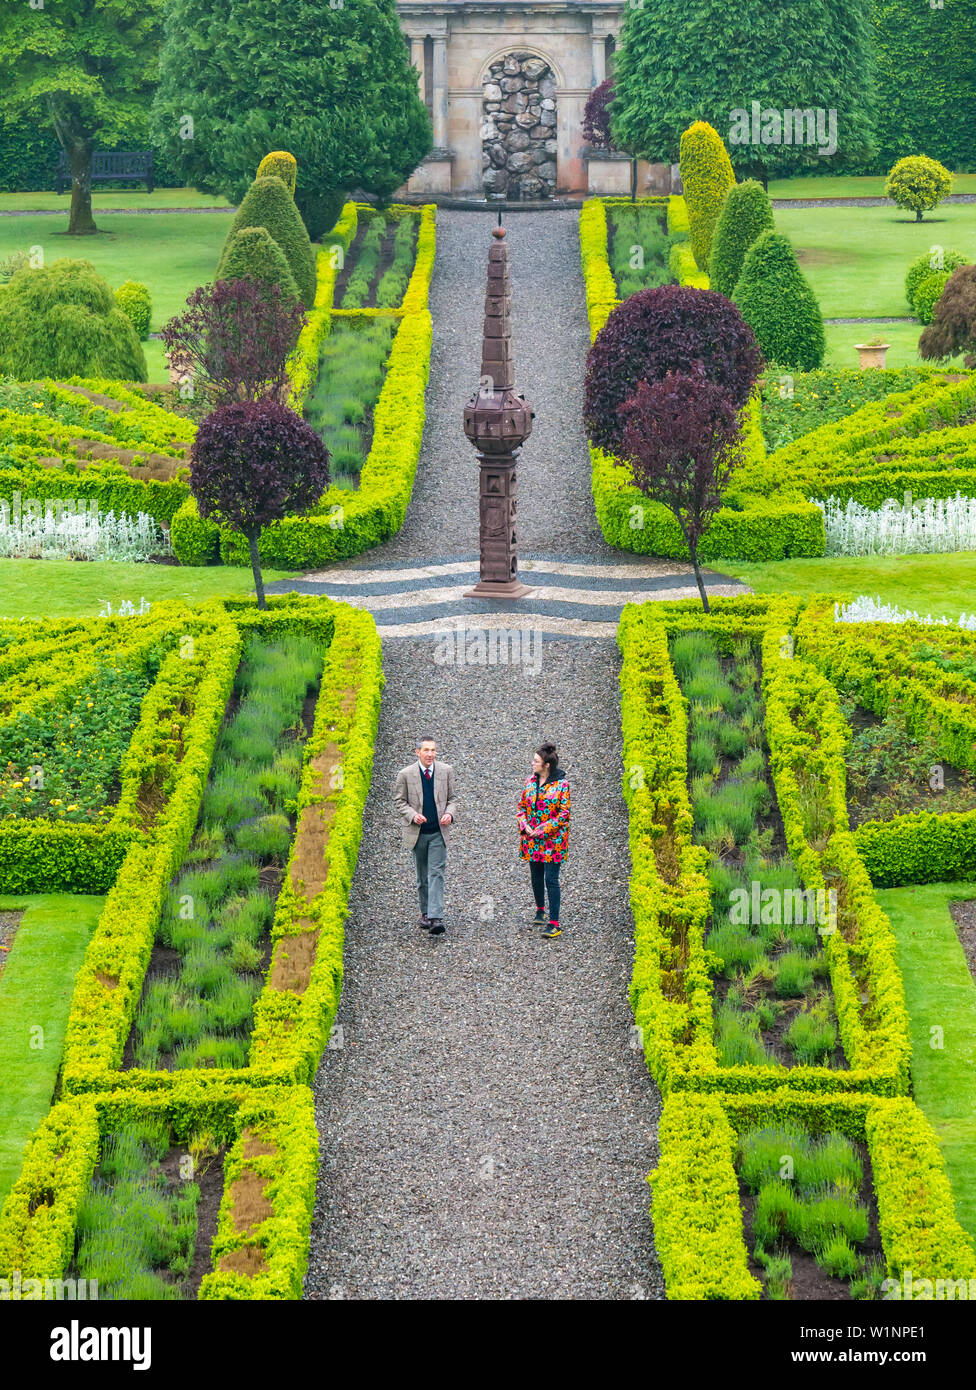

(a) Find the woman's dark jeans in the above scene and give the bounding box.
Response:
[530,860,561,922]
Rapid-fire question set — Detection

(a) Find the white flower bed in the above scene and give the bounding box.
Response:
[0,508,170,563]
[818,493,976,556]
[835,596,976,630]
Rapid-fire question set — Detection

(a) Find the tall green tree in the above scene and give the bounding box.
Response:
[0,0,165,235]
[153,0,431,218]
[610,0,877,183]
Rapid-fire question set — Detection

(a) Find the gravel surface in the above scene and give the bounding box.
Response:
[342,208,623,567]
[305,640,663,1300]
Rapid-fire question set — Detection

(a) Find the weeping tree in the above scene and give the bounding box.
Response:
[920,265,976,369]
[153,0,431,233]
[0,0,165,235]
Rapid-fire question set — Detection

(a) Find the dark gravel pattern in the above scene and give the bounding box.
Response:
[305,640,663,1300]
[950,898,976,983]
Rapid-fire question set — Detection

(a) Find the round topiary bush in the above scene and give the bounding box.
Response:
[708,180,775,299]
[295,188,346,242]
[0,258,147,381]
[915,270,951,326]
[115,280,152,340]
[217,227,301,309]
[678,121,736,273]
[583,284,763,454]
[732,231,826,372]
[256,151,298,197]
[905,249,968,315]
[885,155,953,222]
[221,175,316,308]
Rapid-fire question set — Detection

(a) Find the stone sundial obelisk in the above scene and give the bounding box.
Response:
[462,226,534,599]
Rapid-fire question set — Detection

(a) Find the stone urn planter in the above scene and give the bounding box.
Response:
[854,341,890,370]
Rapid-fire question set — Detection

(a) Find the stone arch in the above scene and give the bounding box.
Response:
[481,51,558,201]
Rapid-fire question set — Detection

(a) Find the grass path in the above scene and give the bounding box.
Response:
[724,552,976,624]
[0,559,300,621]
[0,894,104,1201]
[774,202,976,318]
[878,884,976,1244]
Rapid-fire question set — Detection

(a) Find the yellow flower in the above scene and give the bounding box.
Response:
[66,804,79,812]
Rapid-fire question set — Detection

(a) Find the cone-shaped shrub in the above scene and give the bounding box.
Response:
[709,181,775,298]
[733,231,825,370]
[217,227,301,309]
[0,259,147,381]
[920,264,976,368]
[679,122,736,273]
[222,176,316,308]
[583,284,762,455]
[257,151,298,196]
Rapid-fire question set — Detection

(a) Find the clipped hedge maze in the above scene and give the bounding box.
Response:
[0,594,383,1299]
[619,594,976,1298]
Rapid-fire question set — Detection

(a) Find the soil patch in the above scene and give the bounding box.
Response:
[228,1167,274,1234]
[218,1245,269,1278]
[158,1143,228,1298]
[269,929,320,994]
[949,899,976,983]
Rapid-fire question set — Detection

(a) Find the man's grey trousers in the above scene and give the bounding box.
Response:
[413,830,446,920]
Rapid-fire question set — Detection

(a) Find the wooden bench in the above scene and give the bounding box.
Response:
[56,151,154,195]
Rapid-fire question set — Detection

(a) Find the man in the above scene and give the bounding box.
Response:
[394,736,458,936]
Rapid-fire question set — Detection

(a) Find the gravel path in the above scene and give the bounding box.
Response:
[305,209,665,1300]
[339,208,619,566]
[305,641,662,1300]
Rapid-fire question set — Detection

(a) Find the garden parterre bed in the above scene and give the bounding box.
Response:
[0,593,383,1299]
[171,201,436,569]
[581,196,976,563]
[624,595,976,1297]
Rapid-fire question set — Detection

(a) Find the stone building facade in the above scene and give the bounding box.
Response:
[396,0,634,199]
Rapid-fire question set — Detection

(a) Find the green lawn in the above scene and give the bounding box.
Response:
[823,320,967,371]
[775,202,976,318]
[0,211,235,382]
[878,884,976,1245]
[0,894,105,1201]
[724,552,976,624]
[768,174,976,200]
[0,187,233,213]
[0,559,300,621]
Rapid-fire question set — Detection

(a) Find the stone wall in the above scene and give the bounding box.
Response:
[481,53,557,200]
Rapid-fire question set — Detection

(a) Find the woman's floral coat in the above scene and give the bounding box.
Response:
[517,768,571,863]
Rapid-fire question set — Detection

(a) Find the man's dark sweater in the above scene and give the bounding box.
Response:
[419,764,439,833]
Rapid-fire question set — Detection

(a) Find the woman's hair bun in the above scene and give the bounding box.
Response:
[535,742,558,768]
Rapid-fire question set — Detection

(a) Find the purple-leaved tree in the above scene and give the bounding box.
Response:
[617,371,743,612]
[190,399,330,608]
[161,277,307,409]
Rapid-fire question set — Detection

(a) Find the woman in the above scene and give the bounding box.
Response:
[517,742,571,939]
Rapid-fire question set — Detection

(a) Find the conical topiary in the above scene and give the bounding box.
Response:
[217,226,301,308]
[0,259,147,381]
[222,175,316,308]
[709,180,775,298]
[679,121,736,273]
[257,151,298,196]
[732,231,826,370]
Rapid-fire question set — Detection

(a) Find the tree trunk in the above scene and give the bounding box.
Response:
[67,139,98,235]
[689,541,711,613]
[247,531,267,609]
[49,101,98,236]
[916,210,923,222]
[631,156,638,202]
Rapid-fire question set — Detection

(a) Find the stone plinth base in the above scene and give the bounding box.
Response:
[463,577,533,599]
[406,151,455,196]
